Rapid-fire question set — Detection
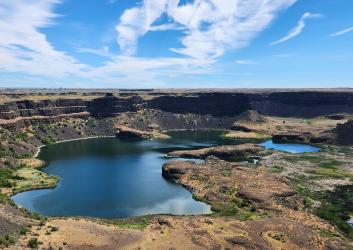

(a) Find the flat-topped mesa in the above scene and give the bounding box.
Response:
[167,143,264,161]
[115,125,170,140]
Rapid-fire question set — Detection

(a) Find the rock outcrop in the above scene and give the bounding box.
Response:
[162,157,296,204]
[334,120,353,145]
[235,110,267,124]
[115,125,169,140]
[167,143,263,161]
[231,110,267,132]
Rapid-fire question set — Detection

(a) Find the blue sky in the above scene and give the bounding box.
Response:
[0,0,352,88]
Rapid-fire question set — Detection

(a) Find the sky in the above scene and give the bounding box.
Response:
[0,0,352,89]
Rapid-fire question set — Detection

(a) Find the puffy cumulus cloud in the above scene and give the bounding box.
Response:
[270,12,322,45]
[116,0,297,59]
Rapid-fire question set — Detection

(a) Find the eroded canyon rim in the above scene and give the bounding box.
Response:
[0,89,353,249]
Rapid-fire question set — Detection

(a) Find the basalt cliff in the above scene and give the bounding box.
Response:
[1,90,353,131]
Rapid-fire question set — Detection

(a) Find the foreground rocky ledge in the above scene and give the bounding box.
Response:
[161,157,352,249]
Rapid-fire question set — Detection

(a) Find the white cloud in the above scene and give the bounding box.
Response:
[116,0,297,59]
[270,12,322,45]
[0,0,209,86]
[0,0,88,77]
[150,23,185,31]
[330,26,353,37]
[0,0,298,87]
[235,60,256,65]
[76,46,114,58]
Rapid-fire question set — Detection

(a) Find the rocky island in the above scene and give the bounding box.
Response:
[0,89,352,249]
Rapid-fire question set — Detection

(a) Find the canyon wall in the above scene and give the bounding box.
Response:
[1,91,353,130]
[147,93,252,116]
[251,91,353,118]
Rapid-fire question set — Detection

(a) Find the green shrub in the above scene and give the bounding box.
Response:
[0,234,15,247]
[20,226,29,235]
[267,165,284,173]
[27,237,39,248]
[41,137,54,145]
[0,168,15,188]
[18,132,29,141]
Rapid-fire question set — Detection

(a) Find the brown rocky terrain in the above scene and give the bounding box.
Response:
[0,89,353,249]
[224,110,350,143]
[115,125,170,140]
[167,143,264,161]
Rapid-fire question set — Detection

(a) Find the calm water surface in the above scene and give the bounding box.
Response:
[260,140,320,153]
[12,130,233,218]
[12,131,320,218]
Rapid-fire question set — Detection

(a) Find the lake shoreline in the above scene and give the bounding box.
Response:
[33,135,116,158]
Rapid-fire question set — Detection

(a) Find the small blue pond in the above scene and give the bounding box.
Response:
[260,140,320,154]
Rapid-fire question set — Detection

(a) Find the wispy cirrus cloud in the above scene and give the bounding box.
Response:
[0,0,298,87]
[235,60,257,65]
[270,12,322,45]
[330,26,353,37]
[0,0,209,86]
[0,0,88,77]
[116,0,297,59]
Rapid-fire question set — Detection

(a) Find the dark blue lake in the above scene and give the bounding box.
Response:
[12,131,320,219]
[12,130,234,219]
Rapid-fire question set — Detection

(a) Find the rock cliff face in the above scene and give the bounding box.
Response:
[147,92,252,117]
[0,99,86,120]
[1,90,353,130]
[334,120,353,145]
[251,91,353,118]
[87,94,145,118]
